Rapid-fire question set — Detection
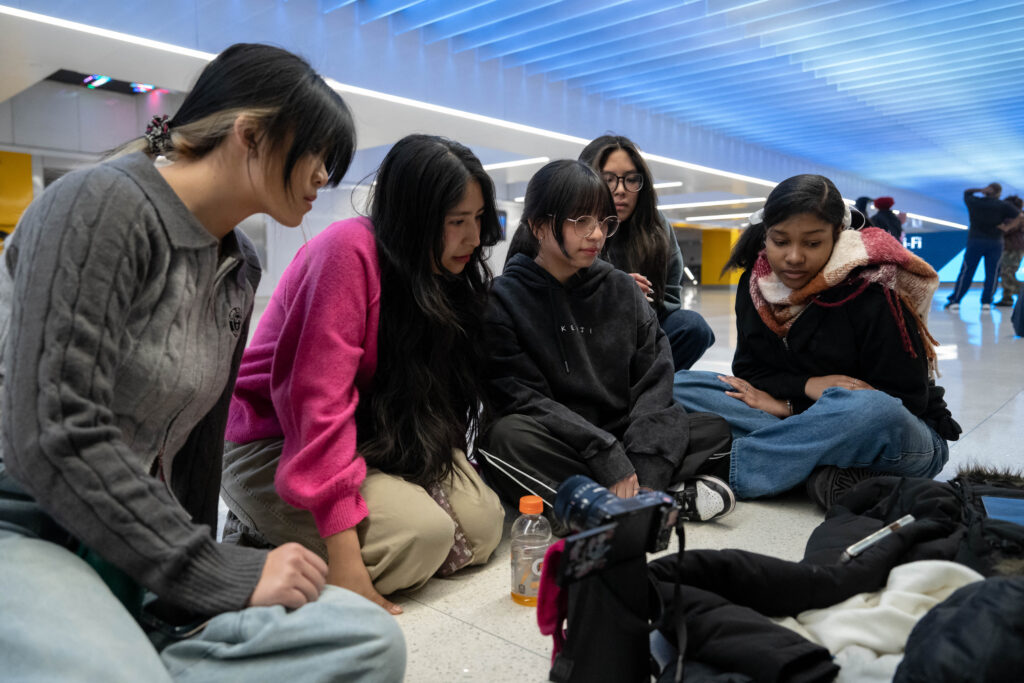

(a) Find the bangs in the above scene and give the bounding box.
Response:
[575,186,615,219]
[271,75,356,188]
[554,172,614,224]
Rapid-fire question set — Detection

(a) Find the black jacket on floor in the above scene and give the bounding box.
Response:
[484,254,688,489]
[644,528,939,683]
[803,472,1024,682]
[732,269,959,439]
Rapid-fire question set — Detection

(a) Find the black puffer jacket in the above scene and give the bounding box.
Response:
[894,575,1024,682]
[803,472,1024,682]
[804,472,1024,576]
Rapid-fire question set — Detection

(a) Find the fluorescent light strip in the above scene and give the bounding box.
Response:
[684,213,751,221]
[904,212,966,230]
[660,197,764,210]
[0,5,217,61]
[325,78,590,146]
[482,156,549,171]
[0,6,968,232]
[652,181,683,189]
[513,196,525,203]
[642,152,777,188]
[325,78,783,189]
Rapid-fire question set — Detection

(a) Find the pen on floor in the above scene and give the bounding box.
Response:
[840,514,915,563]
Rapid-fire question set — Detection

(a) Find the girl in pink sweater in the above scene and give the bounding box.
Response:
[224,135,505,614]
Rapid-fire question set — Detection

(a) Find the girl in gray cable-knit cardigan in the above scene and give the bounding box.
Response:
[0,43,405,681]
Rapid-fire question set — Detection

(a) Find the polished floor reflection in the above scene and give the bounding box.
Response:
[264,285,1023,682]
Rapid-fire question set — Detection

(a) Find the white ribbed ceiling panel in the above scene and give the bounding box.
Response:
[341,0,1023,201]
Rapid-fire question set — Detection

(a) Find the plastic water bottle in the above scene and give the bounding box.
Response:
[510,495,552,606]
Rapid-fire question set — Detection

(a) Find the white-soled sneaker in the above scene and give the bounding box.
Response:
[669,475,736,522]
[982,303,991,311]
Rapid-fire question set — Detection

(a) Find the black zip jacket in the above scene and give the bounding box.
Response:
[484,254,688,489]
[732,269,959,440]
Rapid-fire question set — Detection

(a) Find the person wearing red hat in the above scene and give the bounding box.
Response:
[871,197,902,241]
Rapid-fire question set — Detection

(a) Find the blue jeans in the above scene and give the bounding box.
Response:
[659,307,715,370]
[672,371,948,499]
[0,527,406,682]
[948,238,1003,305]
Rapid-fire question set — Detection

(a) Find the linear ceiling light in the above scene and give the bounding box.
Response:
[324,78,783,189]
[684,213,751,221]
[0,5,217,60]
[904,212,966,230]
[482,156,550,170]
[660,197,764,210]
[642,151,777,188]
[652,181,683,189]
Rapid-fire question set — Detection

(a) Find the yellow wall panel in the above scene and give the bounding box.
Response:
[701,228,741,285]
[0,151,34,233]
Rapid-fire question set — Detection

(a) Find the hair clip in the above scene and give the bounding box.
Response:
[747,208,764,225]
[144,114,172,155]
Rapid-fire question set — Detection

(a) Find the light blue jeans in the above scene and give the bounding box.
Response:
[0,527,406,682]
[672,371,948,499]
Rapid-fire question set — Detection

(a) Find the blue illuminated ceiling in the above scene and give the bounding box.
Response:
[337,0,1023,203]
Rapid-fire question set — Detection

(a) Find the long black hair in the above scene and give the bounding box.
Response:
[359,134,501,486]
[723,174,846,274]
[505,160,615,263]
[117,43,356,190]
[579,135,669,305]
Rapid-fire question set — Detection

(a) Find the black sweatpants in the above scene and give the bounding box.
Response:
[477,412,731,510]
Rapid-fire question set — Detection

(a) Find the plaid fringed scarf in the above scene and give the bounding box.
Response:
[749,227,941,377]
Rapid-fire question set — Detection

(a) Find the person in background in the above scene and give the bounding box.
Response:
[0,44,404,681]
[854,196,875,227]
[945,183,1020,311]
[480,160,735,524]
[870,196,902,241]
[578,135,715,370]
[673,174,960,510]
[995,195,1024,307]
[222,134,505,616]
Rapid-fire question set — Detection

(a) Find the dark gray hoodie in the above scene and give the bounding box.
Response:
[484,253,690,489]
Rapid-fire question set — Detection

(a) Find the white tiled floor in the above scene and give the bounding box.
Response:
[391,285,1023,683]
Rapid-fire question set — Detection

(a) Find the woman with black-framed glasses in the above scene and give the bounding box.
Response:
[580,135,715,370]
[477,160,735,525]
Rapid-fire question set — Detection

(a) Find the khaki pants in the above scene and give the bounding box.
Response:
[222,438,504,595]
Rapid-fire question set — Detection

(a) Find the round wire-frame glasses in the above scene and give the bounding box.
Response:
[564,215,620,238]
[601,172,644,193]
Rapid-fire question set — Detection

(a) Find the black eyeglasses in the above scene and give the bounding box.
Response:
[601,172,644,193]
[561,215,620,238]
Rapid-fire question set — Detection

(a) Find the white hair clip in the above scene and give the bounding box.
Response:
[841,203,852,229]
[748,208,765,225]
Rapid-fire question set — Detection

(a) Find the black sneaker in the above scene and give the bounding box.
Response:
[806,466,887,510]
[669,475,736,522]
[994,298,1014,307]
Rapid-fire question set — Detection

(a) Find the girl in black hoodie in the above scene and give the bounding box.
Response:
[478,160,735,523]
